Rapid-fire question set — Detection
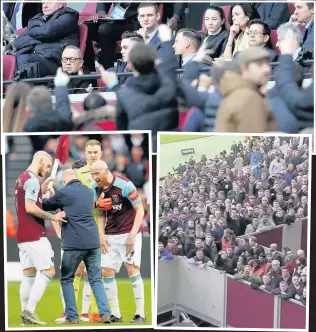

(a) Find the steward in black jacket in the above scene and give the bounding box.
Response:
[15,6,79,78]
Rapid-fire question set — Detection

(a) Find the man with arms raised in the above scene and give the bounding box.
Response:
[91,160,146,323]
[15,151,66,325]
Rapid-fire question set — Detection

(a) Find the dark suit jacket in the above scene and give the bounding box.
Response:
[254,3,290,29]
[3,2,42,28]
[149,30,175,60]
[302,20,314,49]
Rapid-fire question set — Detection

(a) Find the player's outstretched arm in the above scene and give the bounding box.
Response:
[97,209,109,253]
[25,199,67,223]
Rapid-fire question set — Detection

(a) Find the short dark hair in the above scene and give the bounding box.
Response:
[137,2,158,14]
[121,31,144,43]
[307,3,314,10]
[228,4,260,27]
[129,43,157,74]
[83,92,107,111]
[72,159,87,169]
[177,28,203,50]
[248,19,272,48]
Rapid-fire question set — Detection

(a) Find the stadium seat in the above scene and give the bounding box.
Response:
[158,4,164,24]
[222,6,231,29]
[288,3,295,16]
[270,30,280,54]
[3,55,16,81]
[179,109,189,130]
[79,24,88,56]
[78,2,98,24]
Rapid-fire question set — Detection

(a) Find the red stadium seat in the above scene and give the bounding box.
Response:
[158,4,164,24]
[78,2,98,24]
[288,3,296,16]
[222,6,231,29]
[270,30,280,54]
[3,55,16,81]
[79,24,88,56]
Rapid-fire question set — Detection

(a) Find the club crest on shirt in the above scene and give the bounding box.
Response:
[112,195,120,203]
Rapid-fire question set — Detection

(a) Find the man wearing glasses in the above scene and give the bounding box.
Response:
[60,46,96,94]
[247,19,278,62]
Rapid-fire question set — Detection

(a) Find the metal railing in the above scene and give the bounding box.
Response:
[3,60,314,86]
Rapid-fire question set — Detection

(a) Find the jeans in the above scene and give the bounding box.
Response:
[61,248,110,321]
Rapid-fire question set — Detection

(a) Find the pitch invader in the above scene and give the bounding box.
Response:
[91,160,146,323]
[14,151,66,325]
[56,140,109,323]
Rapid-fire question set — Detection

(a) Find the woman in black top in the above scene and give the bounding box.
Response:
[201,6,230,59]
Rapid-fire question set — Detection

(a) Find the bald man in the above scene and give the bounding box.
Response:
[15,151,67,325]
[42,169,111,324]
[91,160,146,323]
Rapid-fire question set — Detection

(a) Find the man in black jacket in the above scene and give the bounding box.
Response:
[43,169,111,324]
[99,25,179,152]
[15,3,79,78]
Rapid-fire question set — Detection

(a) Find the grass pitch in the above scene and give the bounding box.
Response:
[7,279,152,328]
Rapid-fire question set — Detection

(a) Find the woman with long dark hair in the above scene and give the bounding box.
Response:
[202,6,229,59]
[221,3,260,59]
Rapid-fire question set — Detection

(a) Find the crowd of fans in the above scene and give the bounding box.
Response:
[2,2,314,151]
[158,136,308,305]
[5,133,150,236]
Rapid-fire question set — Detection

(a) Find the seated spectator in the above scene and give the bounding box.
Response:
[249,236,265,257]
[246,19,278,62]
[270,243,283,264]
[290,2,314,51]
[167,236,184,256]
[214,47,277,133]
[258,252,271,274]
[203,234,218,262]
[201,6,229,59]
[108,31,144,87]
[221,4,260,59]
[137,3,172,59]
[99,25,179,152]
[15,2,79,78]
[253,3,290,30]
[58,46,96,94]
[173,28,202,68]
[158,241,174,260]
[245,217,259,234]
[293,257,307,276]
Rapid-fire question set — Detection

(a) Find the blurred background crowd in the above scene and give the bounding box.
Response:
[158,136,309,304]
[2,2,314,152]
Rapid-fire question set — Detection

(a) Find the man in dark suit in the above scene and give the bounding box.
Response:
[136,2,173,60]
[290,2,314,50]
[247,19,278,62]
[3,2,42,30]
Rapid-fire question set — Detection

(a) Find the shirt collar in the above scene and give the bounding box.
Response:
[305,19,313,29]
[66,179,81,187]
[146,28,158,43]
[182,52,197,66]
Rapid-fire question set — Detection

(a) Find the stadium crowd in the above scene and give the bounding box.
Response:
[158,136,309,305]
[3,2,315,151]
[5,133,150,236]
